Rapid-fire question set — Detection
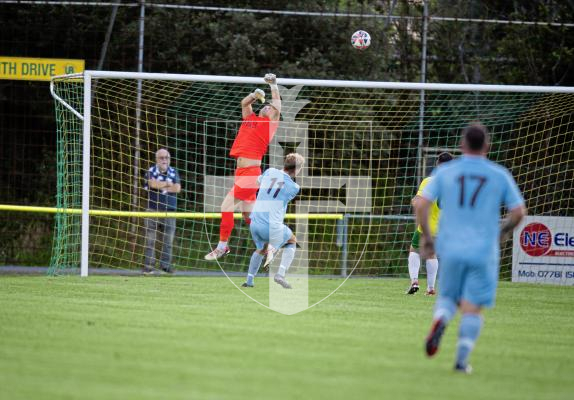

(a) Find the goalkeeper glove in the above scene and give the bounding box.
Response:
[264,73,277,84]
[264,73,278,92]
[252,88,265,103]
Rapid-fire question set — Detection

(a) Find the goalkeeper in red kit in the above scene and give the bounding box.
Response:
[205,73,282,260]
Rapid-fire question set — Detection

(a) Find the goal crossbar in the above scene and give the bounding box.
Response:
[56,70,574,93]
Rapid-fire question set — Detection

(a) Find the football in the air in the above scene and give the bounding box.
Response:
[351,30,371,50]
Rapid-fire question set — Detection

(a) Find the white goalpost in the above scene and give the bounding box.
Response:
[50,70,574,286]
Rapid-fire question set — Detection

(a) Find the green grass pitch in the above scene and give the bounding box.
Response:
[0,276,572,400]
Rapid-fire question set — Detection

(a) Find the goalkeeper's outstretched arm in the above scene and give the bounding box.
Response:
[265,73,281,120]
[241,88,265,119]
[240,73,281,120]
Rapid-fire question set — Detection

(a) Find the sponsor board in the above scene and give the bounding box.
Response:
[0,56,84,81]
[512,216,574,285]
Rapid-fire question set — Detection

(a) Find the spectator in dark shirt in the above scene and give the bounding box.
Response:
[143,148,181,274]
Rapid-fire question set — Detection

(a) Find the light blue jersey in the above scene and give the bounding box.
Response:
[249,168,300,250]
[422,155,524,306]
[422,155,524,260]
[250,168,300,227]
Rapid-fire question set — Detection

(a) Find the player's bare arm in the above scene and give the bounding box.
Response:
[264,73,281,120]
[241,88,264,119]
[415,196,435,258]
[411,195,421,208]
[500,205,527,242]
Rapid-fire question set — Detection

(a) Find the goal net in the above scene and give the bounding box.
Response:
[50,71,574,283]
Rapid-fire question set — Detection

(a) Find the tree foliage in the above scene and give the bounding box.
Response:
[2,0,572,83]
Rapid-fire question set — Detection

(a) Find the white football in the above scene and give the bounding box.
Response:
[351,30,371,50]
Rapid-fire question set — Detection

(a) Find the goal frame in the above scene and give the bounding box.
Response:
[50,70,574,277]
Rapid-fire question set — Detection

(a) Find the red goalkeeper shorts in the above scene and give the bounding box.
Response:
[231,165,261,202]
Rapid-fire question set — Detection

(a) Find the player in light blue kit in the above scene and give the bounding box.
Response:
[241,153,305,289]
[416,123,527,374]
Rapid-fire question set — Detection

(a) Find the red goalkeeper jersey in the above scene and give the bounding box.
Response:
[229,113,278,160]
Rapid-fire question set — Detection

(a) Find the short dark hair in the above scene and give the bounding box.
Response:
[463,123,489,151]
[436,152,453,165]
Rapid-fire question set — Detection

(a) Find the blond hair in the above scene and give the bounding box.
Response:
[284,153,305,172]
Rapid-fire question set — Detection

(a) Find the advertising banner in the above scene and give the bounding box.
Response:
[0,56,84,81]
[512,216,574,285]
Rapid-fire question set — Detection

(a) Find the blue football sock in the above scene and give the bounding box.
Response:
[246,252,264,285]
[433,296,457,324]
[456,313,483,367]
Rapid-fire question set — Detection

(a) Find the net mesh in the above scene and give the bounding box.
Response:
[50,75,574,280]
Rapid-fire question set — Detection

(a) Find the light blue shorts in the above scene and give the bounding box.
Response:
[250,222,293,251]
[438,252,500,308]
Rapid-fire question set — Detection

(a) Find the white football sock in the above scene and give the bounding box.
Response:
[277,244,296,277]
[408,252,421,282]
[426,258,439,290]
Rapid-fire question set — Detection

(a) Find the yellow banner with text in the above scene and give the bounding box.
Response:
[0,56,85,81]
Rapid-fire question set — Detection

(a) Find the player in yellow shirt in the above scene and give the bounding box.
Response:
[406,152,453,295]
